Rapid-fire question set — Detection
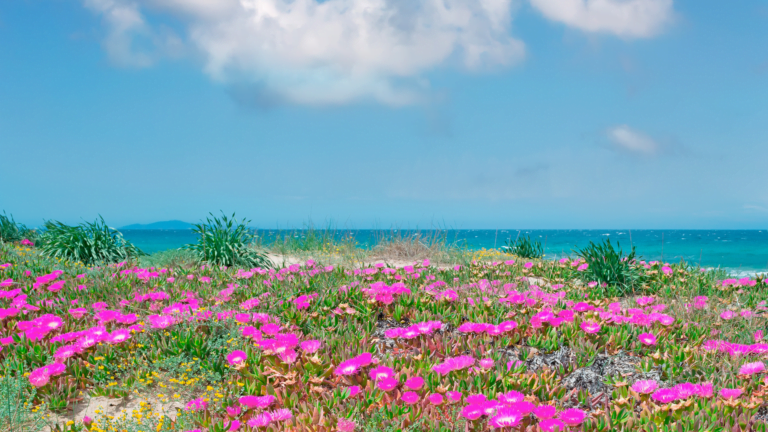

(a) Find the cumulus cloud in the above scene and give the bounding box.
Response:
[83,0,526,105]
[606,125,658,155]
[81,0,674,105]
[529,0,673,38]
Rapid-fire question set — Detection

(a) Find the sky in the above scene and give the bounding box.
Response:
[1,0,767,230]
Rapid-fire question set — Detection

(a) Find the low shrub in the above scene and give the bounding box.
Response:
[576,238,643,297]
[184,212,271,269]
[505,234,544,259]
[38,217,145,265]
[0,212,36,244]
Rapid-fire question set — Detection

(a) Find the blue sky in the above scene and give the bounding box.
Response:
[1,0,767,229]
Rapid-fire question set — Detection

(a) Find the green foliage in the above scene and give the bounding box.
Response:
[138,249,198,269]
[0,212,35,244]
[38,216,145,265]
[0,361,48,432]
[576,238,643,297]
[184,212,271,269]
[505,234,544,259]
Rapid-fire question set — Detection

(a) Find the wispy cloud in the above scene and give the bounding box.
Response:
[529,0,674,38]
[606,125,659,155]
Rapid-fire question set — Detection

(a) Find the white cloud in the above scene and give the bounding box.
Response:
[83,0,526,105]
[607,125,658,155]
[529,0,673,38]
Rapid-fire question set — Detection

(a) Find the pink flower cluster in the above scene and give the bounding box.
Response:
[361,282,411,305]
[432,355,475,375]
[459,391,585,430]
[384,321,443,339]
[702,340,768,356]
[456,321,518,336]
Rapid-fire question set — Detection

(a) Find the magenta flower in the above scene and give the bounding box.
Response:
[401,391,419,404]
[239,395,275,409]
[638,332,657,346]
[428,393,444,405]
[108,329,131,344]
[559,408,586,426]
[540,419,566,432]
[719,388,743,399]
[489,407,523,428]
[447,391,462,402]
[345,386,361,398]
[300,339,321,353]
[226,350,247,366]
[756,331,765,342]
[740,362,766,375]
[185,398,208,412]
[405,376,424,390]
[369,366,394,381]
[631,379,659,394]
[377,377,398,391]
[533,405,557,419]
[226,405,241,417]
[479,358,494,369]
[580,321,601,334]
[651,388,678,403]
[720,310,735,320]
[460,404,484,420]
[337,418,356,432]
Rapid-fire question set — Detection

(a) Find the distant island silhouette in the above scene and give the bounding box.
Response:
[120,220,193,230]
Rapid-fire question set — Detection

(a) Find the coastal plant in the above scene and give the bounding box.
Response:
[38,217,145,265]
[0,361,48,432]
[576,238,643,297]
[184,212,271,269]
[0,212,35,244]
[505,234,544,259]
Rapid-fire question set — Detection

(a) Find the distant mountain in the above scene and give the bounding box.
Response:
[120,220,193,230]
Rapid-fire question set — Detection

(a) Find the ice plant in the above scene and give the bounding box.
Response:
[227,350,247,367]
[638,332,657,346]
[739,361,766,375]
[632,379,659,394]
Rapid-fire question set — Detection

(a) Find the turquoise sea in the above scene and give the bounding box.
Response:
[122,229,768,275]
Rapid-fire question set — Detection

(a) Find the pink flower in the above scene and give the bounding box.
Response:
[185,398,208,412]
[533,405,556,419]
[577,263,588,271]
[488,407,523,428]
[337,418,356,432]
[300,340,321,353]
[580,321,601,334]
[446,391,462,402]
[239,395,275,409]
[755,331,764,342]
[740,362,766,375]
[226,350,247,366]
[559,408,586,426]
[405,376,424,390]
[631,380,658,394]
[428,393,444,405]
[638,332,657,346]
[540,419,566,432]
[377,377,398,391]
[720,310,735,320]
[719,388,743,399]
[226,406,241,417]
[651,388,678,403]
[345,386,361,398]
[479,358,494,369]
[524,262,534,269]
[401,391,419,404]
[369,366,394,382]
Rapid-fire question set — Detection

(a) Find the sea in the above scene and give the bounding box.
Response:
[121,229,768,276]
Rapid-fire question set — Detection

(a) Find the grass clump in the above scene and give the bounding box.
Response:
[184,212,271,269]
[576,238,643,297]
[0,212,36,244]
[38,217,145,265]
[505,234,544,259]
[0,361,48,432]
